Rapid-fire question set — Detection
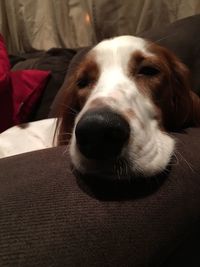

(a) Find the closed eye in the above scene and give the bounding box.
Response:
[77,76,91,88]
[137,66,160,76]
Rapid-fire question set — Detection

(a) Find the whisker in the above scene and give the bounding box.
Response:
[62,144,70,155]
[59,132,72,136]
[161,167,171,176]
[175,151,195,173]
[58,103,78,115]
[71,165,76,174]
[114,158,131,181]
[154,32,178,43]
[169,152,179,166]
[64,105,78,114]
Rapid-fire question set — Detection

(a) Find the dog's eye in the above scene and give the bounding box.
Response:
[77,76,91,89]
[137,66,160,76]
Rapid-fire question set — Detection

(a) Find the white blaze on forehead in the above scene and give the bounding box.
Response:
[87,36,148,103]
[94,35,147,53]
[93,35,147,70]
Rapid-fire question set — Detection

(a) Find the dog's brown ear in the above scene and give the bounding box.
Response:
[51,47,93,145]
[167,58,193,130]
[169,56,200,130]
[158,47,200,131]
[189,90,200,126]
[55,74,80,145]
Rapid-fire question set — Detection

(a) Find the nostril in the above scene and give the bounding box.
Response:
[75,108,130,160]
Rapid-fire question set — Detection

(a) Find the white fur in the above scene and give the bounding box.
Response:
[70,36,175,177]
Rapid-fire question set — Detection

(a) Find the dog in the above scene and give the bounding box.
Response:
[56,35,200,179]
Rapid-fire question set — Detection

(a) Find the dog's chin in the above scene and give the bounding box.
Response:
[71,156,130,180]
[71,155,170,182]
[72,158,171,200]
[74,167,132,183]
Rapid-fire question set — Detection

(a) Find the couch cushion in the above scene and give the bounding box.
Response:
[0,128,200,267]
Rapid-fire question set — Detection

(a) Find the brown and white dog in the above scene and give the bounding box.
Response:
[57,36,200,179]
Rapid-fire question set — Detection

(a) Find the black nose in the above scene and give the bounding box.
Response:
[75,108,130,160]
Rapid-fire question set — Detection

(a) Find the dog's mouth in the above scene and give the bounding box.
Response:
[72,157,170,200]
[73,157,133,181]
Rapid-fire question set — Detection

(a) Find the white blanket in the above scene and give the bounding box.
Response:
[0,118,57,158]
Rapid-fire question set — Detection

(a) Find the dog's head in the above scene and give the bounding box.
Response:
[57,36,200,179]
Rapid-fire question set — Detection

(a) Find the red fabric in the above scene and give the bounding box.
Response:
[0,35,10,91]
[0,35,13,132]
[0,34,51,132]
[11,70,50,124]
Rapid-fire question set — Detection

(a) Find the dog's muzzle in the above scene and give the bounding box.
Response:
[75,108,130,160]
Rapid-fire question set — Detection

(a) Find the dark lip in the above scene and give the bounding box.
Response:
[70,153,173,200]
[72,166,170,201]
[74,156,134,180]
[74,169,127,181]
[72,159,132,182]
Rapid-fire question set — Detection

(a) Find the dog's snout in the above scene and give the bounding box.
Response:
[75,108,130,160]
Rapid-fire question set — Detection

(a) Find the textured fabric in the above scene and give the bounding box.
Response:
[11,48,76,121]
[0,34,10,90]
[11,70,51,124]
[93,0,200,42]
[1,0,200,53]
[0,34,51,132]
[0,0,94,53]
[0,69,50,132]
[0,128,200,267]
[0,118,57,158]
[0,34,13,131]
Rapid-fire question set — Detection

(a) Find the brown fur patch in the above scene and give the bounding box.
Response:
[57,53,99,144]
[124,109,136,121]
[128,42,200,130]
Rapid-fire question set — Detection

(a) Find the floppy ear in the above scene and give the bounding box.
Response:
[189,90,200,126]
[158,49,200,131]
[52,48,93,145]
[55,74,80,145]
[169,56,200,130]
